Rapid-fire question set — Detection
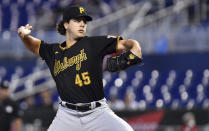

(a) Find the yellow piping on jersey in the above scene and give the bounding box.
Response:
[59,42,72,50]
[59,45,71,50]
[37,40,41,56]
[116,36,120,52]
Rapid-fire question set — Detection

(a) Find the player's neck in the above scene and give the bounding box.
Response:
[65,34,77,47]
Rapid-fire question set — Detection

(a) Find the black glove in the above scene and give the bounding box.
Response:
[106,50,143,72]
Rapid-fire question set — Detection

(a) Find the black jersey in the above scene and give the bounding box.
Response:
[39,36,122,103]
[0,98,21,131]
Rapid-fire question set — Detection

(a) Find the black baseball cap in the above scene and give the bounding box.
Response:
[62,5,92,22]
[0,80,9,89]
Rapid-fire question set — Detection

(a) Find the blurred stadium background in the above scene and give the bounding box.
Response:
[0,0,209,130]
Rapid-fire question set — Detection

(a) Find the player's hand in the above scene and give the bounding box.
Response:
[18,24,32,38]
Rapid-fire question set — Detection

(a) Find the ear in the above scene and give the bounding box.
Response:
[64,22,69,30]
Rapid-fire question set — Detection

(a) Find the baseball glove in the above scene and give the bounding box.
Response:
[106,50,143,72]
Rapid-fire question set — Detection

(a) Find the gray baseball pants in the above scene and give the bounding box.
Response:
[47,98,133,131]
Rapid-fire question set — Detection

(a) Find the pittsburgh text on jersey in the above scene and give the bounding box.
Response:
[54,49,87,76]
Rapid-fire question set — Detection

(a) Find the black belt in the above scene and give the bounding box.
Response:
[60,102,101,112]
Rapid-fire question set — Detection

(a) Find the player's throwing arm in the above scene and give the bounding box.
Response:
[18,24,41,55]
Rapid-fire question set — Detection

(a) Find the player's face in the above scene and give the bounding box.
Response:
[67,17,87,38]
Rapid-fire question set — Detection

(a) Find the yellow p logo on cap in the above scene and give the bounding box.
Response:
[79,7,84,14]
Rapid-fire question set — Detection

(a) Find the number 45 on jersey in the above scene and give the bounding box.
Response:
[75,72,91,87]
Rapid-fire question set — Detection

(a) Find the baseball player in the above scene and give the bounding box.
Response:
[18,5,142,131]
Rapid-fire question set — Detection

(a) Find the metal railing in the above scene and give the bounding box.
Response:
[9,68,55,101]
